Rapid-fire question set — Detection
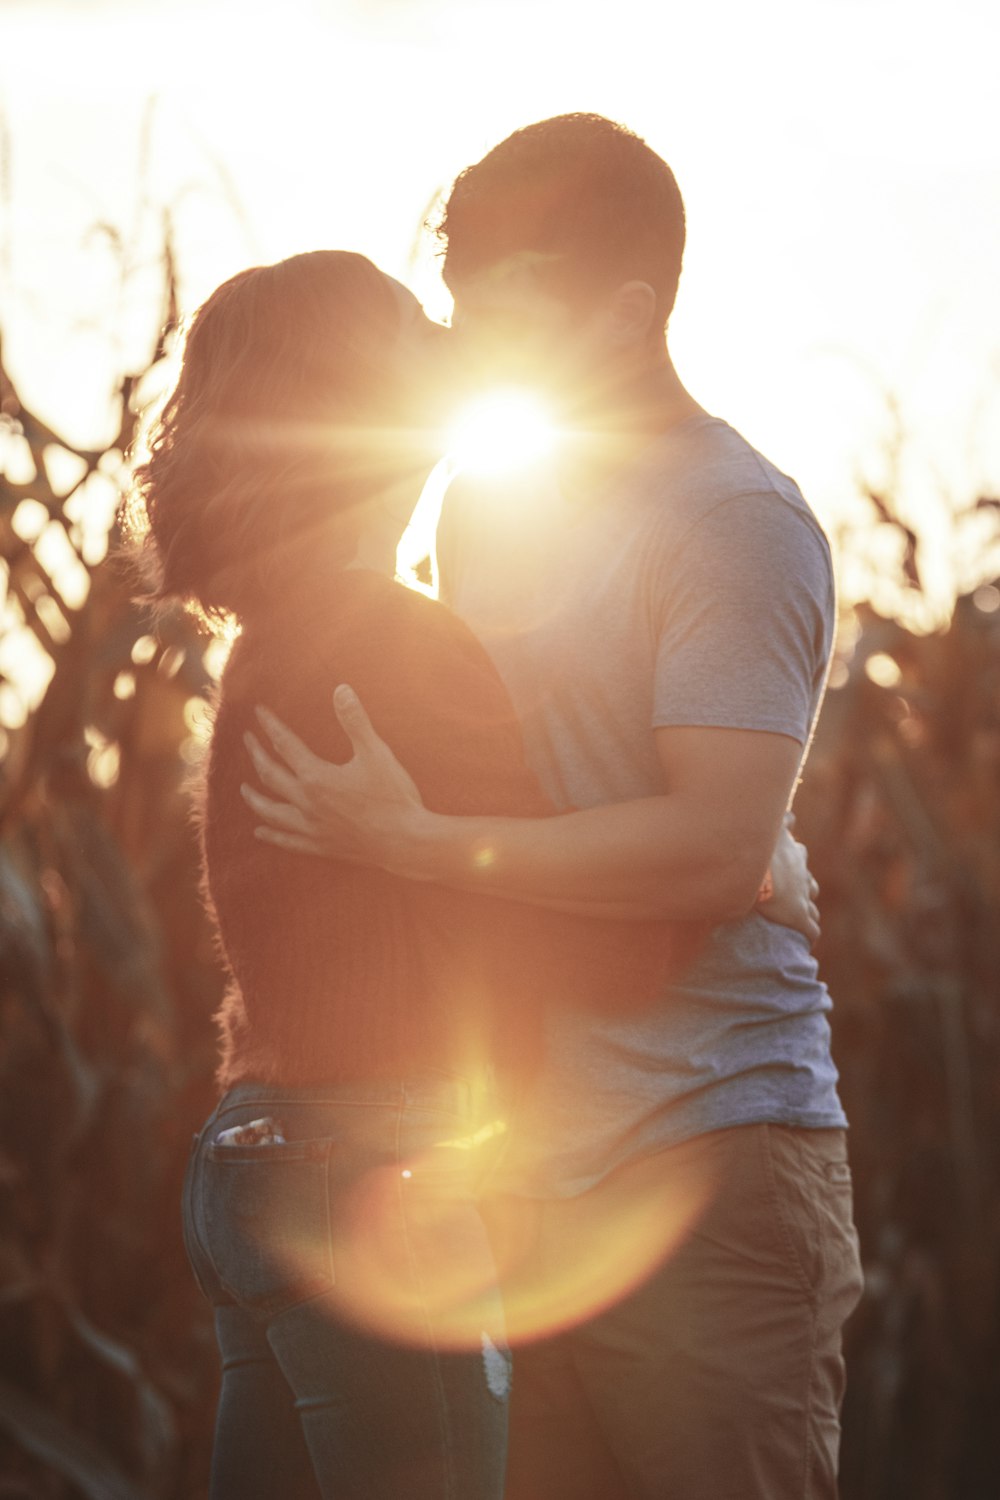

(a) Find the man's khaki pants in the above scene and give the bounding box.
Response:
[494,1123,864,1500]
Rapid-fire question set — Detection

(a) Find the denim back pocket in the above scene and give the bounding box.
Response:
[199,1136,337,1319]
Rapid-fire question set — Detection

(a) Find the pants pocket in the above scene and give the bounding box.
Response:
[199,1137,338,1318]
[761,1126,859,1301]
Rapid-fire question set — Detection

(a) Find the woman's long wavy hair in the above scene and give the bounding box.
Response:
[124,250,407,630]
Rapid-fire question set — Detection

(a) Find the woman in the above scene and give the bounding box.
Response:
[126,251,710,1499]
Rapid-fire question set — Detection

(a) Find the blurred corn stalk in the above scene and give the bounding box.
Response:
[797,487,1000,1499]
[0,228,223,1497]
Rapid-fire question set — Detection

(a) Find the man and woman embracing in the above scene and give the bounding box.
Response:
[127,112,863,1498]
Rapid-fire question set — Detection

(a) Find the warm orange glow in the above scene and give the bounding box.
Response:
[265,1129,715,1351]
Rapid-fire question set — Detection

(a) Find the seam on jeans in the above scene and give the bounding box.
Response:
[185,1147,233,1306]
[212,1095,473,1139]
[212,1096,401,1122]
[757,1125,816,1303]
[394,1081,456,1500]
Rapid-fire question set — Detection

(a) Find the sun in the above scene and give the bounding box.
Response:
[446,388,556,478]
[395,388,559,593]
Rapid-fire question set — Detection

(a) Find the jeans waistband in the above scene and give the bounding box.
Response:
[211,1069,497,1126]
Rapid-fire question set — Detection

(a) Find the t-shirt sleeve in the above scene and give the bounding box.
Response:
[651,493,835,744]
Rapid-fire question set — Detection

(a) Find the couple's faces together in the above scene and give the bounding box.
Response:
[356,258,661,555]
[383,255,661,433]
[381,264,573,433]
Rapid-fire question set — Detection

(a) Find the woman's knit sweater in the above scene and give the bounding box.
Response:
[201,569,701,1092]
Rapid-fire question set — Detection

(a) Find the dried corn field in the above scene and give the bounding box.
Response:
[2,275,1000,1499]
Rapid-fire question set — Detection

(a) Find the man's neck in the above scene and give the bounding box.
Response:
[556,351,705,504]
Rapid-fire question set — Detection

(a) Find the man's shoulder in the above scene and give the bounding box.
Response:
[439,420,832,602]
[638,418,831,564]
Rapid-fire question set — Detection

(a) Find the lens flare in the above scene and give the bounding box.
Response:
[267,1128,715,1352]
[447,389,556,478]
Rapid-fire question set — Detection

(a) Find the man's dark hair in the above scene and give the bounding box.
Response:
[438,113,686,328]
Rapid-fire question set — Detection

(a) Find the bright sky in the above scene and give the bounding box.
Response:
[1,0,999,624]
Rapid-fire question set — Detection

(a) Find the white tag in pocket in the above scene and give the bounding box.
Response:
[215,1116,287,1147]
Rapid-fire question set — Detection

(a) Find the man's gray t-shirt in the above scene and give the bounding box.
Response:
[437,414,847,1195]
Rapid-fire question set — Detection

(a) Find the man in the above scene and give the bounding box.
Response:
[243,114,863,1498]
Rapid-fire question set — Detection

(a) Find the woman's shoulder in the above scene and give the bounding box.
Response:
[217,568,511,747]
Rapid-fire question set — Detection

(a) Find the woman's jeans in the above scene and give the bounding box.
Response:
[181,1074,512,1500]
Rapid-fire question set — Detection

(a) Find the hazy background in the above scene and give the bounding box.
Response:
[2,0,999,620]
[3,3,1000,1496]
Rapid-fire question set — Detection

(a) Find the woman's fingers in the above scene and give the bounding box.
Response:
[243,732,310,810]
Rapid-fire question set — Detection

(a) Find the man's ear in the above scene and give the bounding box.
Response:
[605,281,658,348]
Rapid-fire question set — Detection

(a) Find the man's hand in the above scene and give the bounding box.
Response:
[755,814,820,946]
[240,685,426,868]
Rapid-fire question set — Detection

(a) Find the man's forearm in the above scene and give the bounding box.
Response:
[244,700,801,924]
[385,796,773,923]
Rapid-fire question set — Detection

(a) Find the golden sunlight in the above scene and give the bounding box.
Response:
[446,389,556,479]
[266,1131,714,1351]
